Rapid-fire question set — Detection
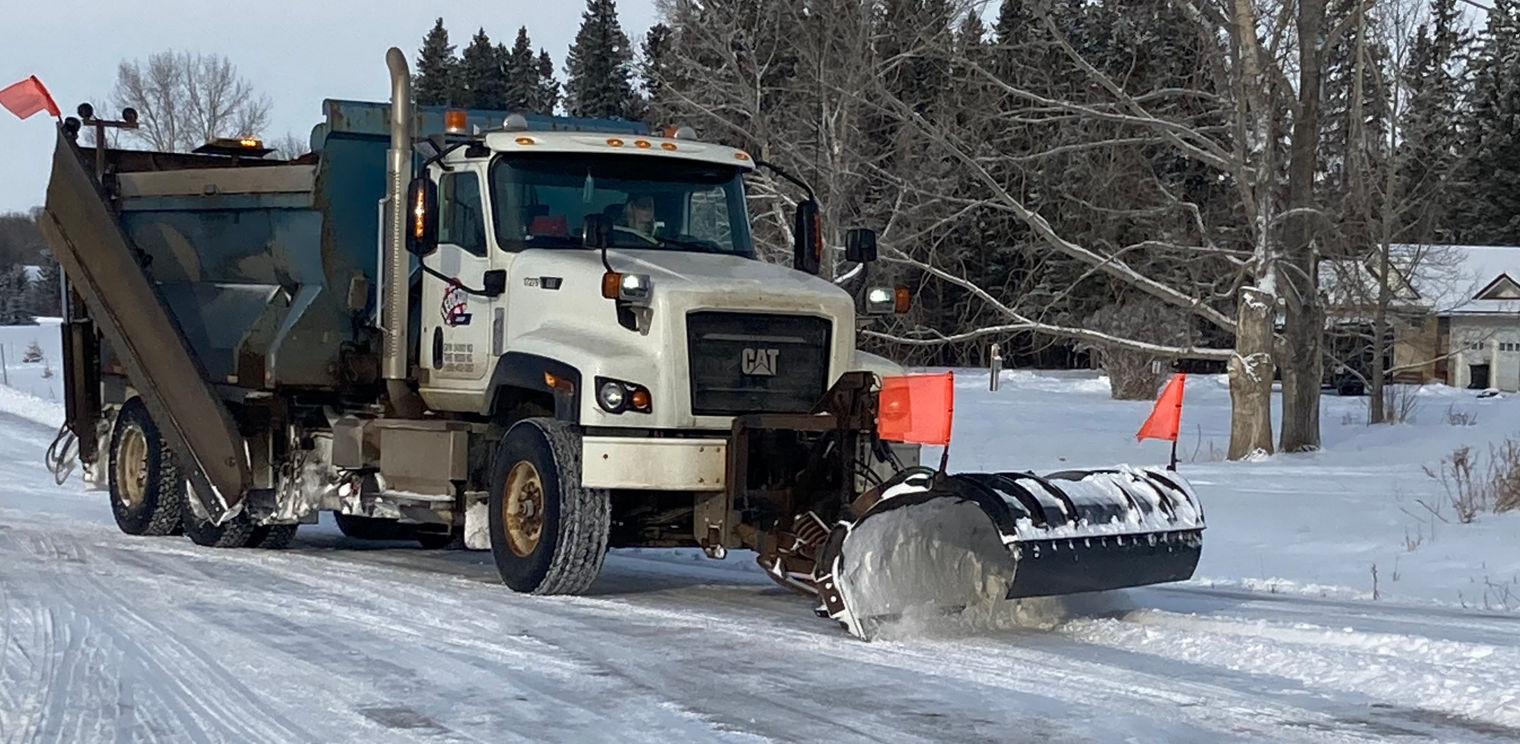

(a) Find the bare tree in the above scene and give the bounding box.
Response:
[112,51,271,153]
[652,0,1411,459]
[268,131,312,160]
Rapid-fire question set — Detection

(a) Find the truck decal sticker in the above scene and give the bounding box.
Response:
[441,281,472,326]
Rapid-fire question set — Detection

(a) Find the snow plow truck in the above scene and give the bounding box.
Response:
[33,49,1204,639]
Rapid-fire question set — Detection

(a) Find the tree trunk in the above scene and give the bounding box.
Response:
[1280,0,1327,453]
[1369,336,1387,423]
[1229,286,1276,459]
[1370,244,1392,424]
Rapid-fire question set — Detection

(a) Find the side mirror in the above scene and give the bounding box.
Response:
[404,177,439,257]
[844,228,877,263]
[482,269,507,298]
[793,199,822,275]
[583,214,613,251]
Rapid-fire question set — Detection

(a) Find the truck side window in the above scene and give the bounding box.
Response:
[438,172,487,257]
[688,187,734,251]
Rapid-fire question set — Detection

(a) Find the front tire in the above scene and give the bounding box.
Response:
[108,398,183,536]
[489,418,609,594]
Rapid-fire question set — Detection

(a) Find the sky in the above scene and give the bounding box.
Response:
[0,0,658,214]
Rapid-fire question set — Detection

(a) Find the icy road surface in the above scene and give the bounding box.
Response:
[3,412,1519,743]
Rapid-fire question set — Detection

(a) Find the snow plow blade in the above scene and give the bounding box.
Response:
[814,467,1204,639]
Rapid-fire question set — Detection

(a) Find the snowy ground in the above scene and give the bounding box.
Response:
[0,318,63,406]
[3,329,1520,742]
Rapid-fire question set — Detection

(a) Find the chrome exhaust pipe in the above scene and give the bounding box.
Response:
[382,46,422,416]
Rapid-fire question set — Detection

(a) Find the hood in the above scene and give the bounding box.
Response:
[526,247,850,303]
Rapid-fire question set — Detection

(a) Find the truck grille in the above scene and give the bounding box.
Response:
[686,312,832,416]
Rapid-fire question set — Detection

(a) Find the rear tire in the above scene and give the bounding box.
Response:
[248,524,299,549]
[488,418,609,594]
[181,486,257,548]
[107,398,183,536]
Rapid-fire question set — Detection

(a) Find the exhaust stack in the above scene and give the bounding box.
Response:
[382,46,423,416]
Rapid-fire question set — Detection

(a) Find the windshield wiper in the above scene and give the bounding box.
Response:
[654,236,728,254]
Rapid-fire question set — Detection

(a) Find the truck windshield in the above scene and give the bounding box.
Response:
[489,153,755,258]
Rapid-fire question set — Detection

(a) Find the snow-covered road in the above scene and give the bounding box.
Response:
[3,410,1519,743]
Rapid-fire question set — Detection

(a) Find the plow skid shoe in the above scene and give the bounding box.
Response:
[816,467,1204,639]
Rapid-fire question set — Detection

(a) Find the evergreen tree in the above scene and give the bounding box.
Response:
[0,265,37,325]
[564,0,639,119]
[29,254,59,317]
[504,27,539,112]
[532,50,561,113]
[460,28,508,110]
[1397,0,1472,243]
[641,23,673,124]
[1317,0,1393,256]
[414,18,460,106]
[1460,0,1520,244]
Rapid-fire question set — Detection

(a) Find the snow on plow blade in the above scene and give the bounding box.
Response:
[815,467,1204,639]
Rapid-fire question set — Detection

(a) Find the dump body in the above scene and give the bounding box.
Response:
[105,101,649,394]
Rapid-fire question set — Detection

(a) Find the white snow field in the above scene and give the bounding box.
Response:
[3,325,1520,742]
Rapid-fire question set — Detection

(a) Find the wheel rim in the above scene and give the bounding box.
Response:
[115,423,149,509]
[503,461,545,557]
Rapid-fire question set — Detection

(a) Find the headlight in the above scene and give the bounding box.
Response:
[598,380,626,411]
[595,377,653,414]
[865,286,895,315]
[618,273,653,306]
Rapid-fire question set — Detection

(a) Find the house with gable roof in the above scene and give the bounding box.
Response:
[1320,244,1520,392]
[1436,245,1520,390]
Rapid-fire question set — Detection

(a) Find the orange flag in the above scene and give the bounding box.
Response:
[0,76,60,120]
[1136,373,1186,442]
[878,372,954,446]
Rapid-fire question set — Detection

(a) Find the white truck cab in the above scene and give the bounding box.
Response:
[410,126,904,498]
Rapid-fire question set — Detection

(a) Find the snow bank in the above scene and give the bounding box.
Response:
[0,319,65,426]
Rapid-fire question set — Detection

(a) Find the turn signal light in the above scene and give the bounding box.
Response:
[601,271,622,299]
[543,371,575,394]
[894,285,911,313]
[411,188,427,238]
[444,110,467,133]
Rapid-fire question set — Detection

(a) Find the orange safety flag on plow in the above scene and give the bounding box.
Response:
[877,372,954,446]
[0,76,60,120]
[1135,372,1186,442]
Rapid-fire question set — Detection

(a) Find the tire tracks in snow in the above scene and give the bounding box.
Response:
[1061,607,1520,736]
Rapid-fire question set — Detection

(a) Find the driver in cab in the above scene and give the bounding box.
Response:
[618,193,658,241]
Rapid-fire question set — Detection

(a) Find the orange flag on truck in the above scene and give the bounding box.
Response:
[877,372,955,446]
[1136,373,1186,442]
[0,76,60,120]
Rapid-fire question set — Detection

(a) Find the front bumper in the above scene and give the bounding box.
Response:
[580,436,728,491]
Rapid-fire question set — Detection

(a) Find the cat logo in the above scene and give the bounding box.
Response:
[741,347,779,376]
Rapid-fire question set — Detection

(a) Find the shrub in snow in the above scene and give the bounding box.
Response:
[1423,440,1520,520]
[1444,404,1478,426]
[1364,384,1421,425]
[21,340,42,364]
[1424,446,1481,523]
